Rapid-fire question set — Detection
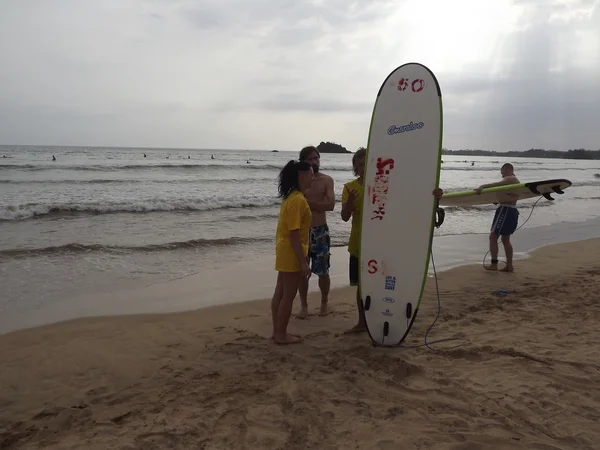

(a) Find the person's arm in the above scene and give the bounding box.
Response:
[307,177,335,212]
[340,185,353,222]
[477,175,519,190]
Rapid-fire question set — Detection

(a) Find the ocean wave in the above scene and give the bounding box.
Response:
[0,236,273,258]
[2,185,597,221]
[0,177,278,185]
[0,198,282,221]
[0,163,354,172]
[3,162,600,175]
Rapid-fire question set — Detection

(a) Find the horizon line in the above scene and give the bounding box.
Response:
[1,144,597,154]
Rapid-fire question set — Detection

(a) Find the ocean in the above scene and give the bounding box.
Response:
[1,145,600,332]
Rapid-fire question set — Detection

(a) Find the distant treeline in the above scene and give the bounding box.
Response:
[442,148,600,160]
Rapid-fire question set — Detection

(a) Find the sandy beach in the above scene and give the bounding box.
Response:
[1,238,599,450]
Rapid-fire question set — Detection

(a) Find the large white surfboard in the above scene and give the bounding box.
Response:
[439,179,572,207]
[359,63,443,347]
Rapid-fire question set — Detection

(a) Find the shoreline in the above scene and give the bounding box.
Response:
[2,215,600,336]
[1,237,599,449]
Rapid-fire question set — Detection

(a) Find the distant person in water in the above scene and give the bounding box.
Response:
[52,155,56,161]
[271,159,314,345]
[475,162,519,272]
[341,147,444,333]
[297,145,335,318]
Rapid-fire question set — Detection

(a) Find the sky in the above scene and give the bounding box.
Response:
[0,0,599,152]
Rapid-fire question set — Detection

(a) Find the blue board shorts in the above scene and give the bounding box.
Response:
[491,205,519,236]
[308,224,331,276]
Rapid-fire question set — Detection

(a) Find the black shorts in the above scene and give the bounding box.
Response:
[349,255,359,286]
[491,205,519,236]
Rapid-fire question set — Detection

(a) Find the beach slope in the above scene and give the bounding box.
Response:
[1,239,599,449]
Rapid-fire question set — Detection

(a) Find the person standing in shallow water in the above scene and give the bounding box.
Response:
[271,160,314,345]
[297,146,335,318]
[475,162,520,272]
[341,147,445,333]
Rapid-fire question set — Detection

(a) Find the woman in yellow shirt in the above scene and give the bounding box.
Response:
[271,160,314,344]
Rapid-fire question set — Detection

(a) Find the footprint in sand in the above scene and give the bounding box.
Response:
[233,314,261,320]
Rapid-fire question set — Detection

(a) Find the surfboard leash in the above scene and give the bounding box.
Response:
[377,195,546,351]
[391,196,545,351]
[386,201,465,351]
[390,248,466,351]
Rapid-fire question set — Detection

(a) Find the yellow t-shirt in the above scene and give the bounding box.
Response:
[342,178,363,257]
[274,190,312,272]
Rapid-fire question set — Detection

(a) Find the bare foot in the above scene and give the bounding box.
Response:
[343,324,367,334]
[272,333,301,340]
[319,303,329,316]
[273,334,303,345]
[484,263,498,271]
[296,307,308,319]
[500,266,514,272]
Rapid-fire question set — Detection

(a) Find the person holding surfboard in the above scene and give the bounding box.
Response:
[341,147,444,333]
[297,146,335,319]
[475,163,520,272]
[341,148,367,333]
[271,160,314,345]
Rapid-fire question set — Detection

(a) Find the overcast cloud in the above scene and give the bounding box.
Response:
[0,0,598,151]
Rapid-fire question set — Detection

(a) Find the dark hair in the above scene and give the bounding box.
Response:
[278,160,312,198]
[352,147,367,176]
[299,145,319,161]
[501,163,514,171]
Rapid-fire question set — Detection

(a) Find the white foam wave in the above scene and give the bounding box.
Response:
[0,197,282,221]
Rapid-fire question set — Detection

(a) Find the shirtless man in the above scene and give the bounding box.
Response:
[475,163,520,272]
[297,146,335,318]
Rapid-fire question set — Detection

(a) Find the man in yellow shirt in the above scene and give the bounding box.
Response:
[341,148,367,333]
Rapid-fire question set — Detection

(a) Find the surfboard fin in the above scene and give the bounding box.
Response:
[551,185,565,194]
[435,207,445,228]
[543,193,554,201]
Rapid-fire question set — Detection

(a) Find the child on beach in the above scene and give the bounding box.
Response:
[271,160,314,344]
[341,147,444,333]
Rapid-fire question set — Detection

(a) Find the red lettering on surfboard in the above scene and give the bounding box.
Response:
[397,77,426,92]
[367,259,378,274]
[376,158,395,175]
[411,78,425,92]
[371,157,394,220]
